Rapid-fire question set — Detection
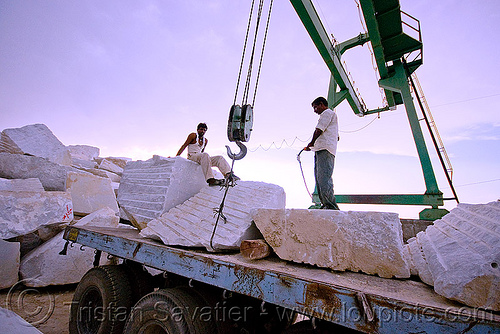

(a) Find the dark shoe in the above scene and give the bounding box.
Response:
[207,178,225,186]
[320,204,340,210]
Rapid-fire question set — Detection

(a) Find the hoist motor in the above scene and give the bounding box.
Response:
[227,104,253,142]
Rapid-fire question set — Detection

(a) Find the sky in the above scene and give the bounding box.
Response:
[1,0,499,219]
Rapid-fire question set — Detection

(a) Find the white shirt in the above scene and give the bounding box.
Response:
[187,136,207,157]
[313,108,338,156]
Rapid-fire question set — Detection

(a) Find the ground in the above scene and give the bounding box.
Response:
[0,284,75,334]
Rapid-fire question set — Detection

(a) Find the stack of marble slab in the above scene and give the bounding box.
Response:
[117,155,207,229]
[140,181,286,251]
[405,201,500,311]
[0,177,74,289]
[0,124,124,215]
[0,123,128,289]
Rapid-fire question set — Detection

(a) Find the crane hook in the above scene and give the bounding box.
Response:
[225,140,247,160]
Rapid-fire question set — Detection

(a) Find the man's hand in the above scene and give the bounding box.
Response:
[304,145,312,151]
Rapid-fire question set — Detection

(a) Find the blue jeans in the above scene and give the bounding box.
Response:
[314,150,339,210]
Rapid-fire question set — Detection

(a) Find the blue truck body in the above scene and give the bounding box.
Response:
[63,225,500,333]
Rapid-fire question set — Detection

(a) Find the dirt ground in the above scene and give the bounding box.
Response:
[0,284,76,334]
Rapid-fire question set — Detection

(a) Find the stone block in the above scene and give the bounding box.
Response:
[19,207,119,287]
[400,219,433,243]
[71,158,98,169]
[405,201,500,311]
[0,239,20,289]
[140,181,285,251]
[251,208,410,278]
[66,171,119,215]
[96,156,129,169]
[11,232,43,257]
[117,156,207,226]
[0,123,71,166]
[0,190,73,239]
[0,153,70,191]
[0,307,43,334]
[67,144,100,161]
[105,171,121,183]
[0,178,44,192]
[73,166,120,182]
[98,158,123,175]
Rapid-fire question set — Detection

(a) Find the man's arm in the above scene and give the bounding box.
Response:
[176,133,196,156]
[304,128,323,151]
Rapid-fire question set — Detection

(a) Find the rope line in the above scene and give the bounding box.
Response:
[339,115,378,133]
[252,0,274,107]
[248,136,311,152]
[234,0,273,107]
[246,115,379,153]
[233,0,256,106]
[242,0,264,105]
[445,178,500,188]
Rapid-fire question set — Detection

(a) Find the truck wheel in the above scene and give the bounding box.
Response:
[120,261,154,303]
[123,287,217,334]
[69,265,133,334]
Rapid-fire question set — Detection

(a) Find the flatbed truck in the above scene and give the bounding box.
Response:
[63,225,500,333]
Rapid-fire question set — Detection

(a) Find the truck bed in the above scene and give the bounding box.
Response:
[63,225,500,333]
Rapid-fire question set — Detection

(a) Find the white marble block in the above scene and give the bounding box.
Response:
[0,123,71,166]
[0,178,44,192]
[0,153,69,191]
[405,201,500,311]
[251,208,410,278]
[19,208,120,287]
[67,144,100,161]
[66,171,119,215]
[0,307,43,334]
[98,158,123,175]
[0,239,20,289]
[117,156,207,227]
[0,190,73,239]
[96,156,129,169]
[140,181,286,251]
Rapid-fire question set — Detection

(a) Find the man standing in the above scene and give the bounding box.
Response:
[304,97,340,210]
[176,123,238,186]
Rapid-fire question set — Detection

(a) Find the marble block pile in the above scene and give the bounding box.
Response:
[251,208,410,278]
[0,123,130,289]
[405,201,500,311]
[19,208,120,287]
[140,181,286,251]
[117,155,207,229]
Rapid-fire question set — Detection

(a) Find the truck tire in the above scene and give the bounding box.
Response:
[120,261,154,304]
[69,265,133,334]
[123,287,217,334]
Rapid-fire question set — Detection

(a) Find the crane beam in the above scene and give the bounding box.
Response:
[290,0,366,115]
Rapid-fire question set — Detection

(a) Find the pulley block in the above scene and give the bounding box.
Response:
[227,104,253,142]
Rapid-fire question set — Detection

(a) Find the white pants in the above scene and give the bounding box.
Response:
[188,153,231,181]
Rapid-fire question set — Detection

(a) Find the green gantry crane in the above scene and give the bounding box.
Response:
[290,0,459,220]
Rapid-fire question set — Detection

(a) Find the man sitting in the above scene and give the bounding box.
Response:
[176,122,239,186]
